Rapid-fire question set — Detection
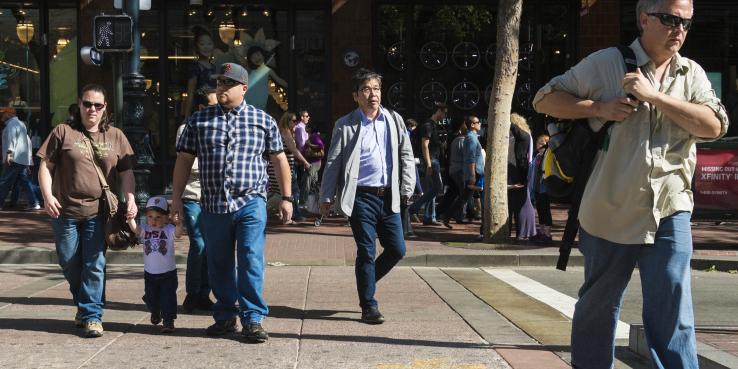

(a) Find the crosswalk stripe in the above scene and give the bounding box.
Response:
[482,268,629,340]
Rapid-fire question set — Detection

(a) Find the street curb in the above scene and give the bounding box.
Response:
[629,324,738,369]
[2,248,737,270]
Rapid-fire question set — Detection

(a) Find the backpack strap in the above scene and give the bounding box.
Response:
[615,45,638,74]
[597,45,638,146]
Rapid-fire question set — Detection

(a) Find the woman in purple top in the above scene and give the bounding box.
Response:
[302,126,325,206]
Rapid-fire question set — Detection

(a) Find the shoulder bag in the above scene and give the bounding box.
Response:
[82,136,138,250]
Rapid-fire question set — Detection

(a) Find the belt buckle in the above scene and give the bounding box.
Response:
[377,187,386,197]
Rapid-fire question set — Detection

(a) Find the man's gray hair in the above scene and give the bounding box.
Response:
[351,68,382,92]
[636,0,693,33]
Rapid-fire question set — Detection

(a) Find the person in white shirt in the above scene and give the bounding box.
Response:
[0,107,40,210]
[128,196,183,333]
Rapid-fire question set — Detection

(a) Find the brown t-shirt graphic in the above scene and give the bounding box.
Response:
[37,124,135,219]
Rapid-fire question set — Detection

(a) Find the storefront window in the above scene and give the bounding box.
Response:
[294,10,330,134]
[376,1,576,136]
[49,8,77,127]
[0,4,40,134]
[167,4,292,155]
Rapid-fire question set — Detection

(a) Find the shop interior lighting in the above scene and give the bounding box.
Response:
[16,20,34,44]
[263,9,270,17]
[241,9,248,17]
[56,37,69,54]
[218,21,236,45]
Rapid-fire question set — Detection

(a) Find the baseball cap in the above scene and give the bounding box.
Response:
[211,62,249,85]
[145,196,169,213]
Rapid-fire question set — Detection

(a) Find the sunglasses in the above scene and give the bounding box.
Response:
[647,13,692,31]
[81,100,105,110]
[216,78,240,87]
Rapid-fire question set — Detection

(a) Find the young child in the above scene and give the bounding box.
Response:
[128,196,183,333]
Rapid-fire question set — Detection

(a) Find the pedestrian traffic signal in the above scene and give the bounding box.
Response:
[93,15,133,52]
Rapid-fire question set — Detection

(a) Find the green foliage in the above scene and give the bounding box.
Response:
[423,5,494,42]
[378,5,406,52]
[705,265,717,272]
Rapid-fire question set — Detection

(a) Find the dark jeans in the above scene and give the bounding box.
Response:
[0,163,40,208]
[182,199,209,298]
[144,270,178,322]
[349,191,406,309]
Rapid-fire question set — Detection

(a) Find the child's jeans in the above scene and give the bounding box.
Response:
[143,270,178,321]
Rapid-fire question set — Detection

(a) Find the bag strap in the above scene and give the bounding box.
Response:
[81,132,112,191]
[616,45,638,74]
[598,45,639,138]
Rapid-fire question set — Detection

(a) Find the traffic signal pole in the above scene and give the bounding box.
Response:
[122,0,153,216]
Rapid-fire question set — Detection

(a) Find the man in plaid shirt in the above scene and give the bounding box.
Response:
[171,63,293,343]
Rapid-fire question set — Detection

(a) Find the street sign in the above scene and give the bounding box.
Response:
[93,15,133,52]
[113,0,151,10]
[80,46,103,66]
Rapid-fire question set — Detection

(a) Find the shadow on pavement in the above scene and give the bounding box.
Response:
[0,296,148,312]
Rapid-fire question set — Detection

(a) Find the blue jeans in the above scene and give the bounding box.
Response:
[200,197,268,324]
[571,211,697,369]
[0,163,40,208]
[408,159,442,223]
[349,191,406,309]
[52,215,106,323]
[144,270,178,321]
[182,199,209,298]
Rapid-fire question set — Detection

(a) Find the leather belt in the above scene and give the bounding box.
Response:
[357,186,389,197]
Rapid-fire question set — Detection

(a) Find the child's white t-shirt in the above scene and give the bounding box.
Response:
[139,223,176,274]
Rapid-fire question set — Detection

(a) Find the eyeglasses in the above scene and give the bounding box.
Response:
[647,13,692,31]
[471,120,481,124]
[81,100,105,110]
[359,86,381,95]
[216,78,240,87]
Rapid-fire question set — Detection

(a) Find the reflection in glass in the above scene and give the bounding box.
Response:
[49,8,77,128]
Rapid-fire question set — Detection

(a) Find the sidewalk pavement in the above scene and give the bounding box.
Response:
[2,206,737,271]
[0,206,737,368]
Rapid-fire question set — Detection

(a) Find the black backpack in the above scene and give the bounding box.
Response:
[542,45,638,201]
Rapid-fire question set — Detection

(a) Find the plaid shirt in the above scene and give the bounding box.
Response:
[177,100,284,214]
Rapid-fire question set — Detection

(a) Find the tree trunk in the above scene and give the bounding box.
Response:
[483,0,522,243]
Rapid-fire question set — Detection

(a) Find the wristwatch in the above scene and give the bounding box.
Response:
[281,195,294,202]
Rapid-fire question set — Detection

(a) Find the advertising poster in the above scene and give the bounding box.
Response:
[694,148,738,211]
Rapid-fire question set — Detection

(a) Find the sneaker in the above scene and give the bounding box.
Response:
[83,320,104,338]
[24,204,41,210]
[150,311,161,325]
[198,295,214,311]
[205,318,238,336]
[423,220,441,226]
[74,310,83,328]
[182,294,198,313]
[360,306,385,325]
[161,320,175,334]
[242,323,269,343]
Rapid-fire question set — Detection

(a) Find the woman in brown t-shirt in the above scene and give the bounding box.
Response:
[37,84,136,338]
